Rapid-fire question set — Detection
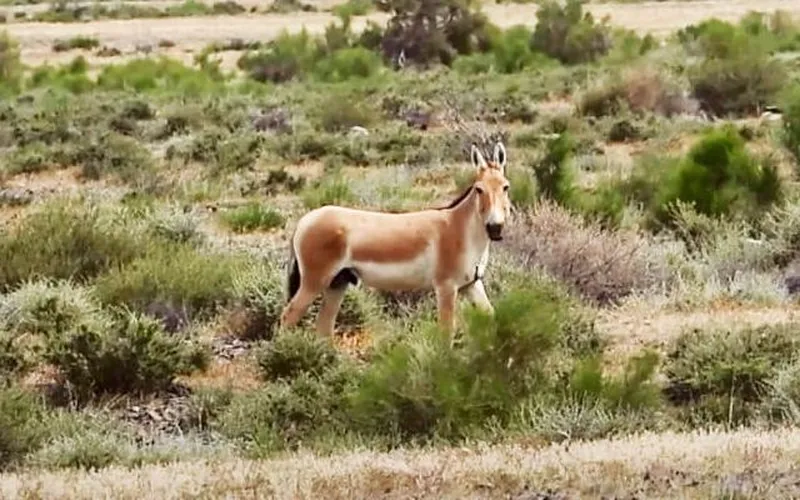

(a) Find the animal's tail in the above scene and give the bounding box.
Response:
[286,232,301,304]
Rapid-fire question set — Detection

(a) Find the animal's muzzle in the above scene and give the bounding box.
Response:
[486,223,503,241]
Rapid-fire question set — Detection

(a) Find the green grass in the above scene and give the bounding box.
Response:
[219,203,286,233]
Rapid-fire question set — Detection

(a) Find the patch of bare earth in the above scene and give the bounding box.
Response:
[3,427,800,498]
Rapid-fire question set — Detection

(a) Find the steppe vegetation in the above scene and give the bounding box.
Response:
[3,0,800,497]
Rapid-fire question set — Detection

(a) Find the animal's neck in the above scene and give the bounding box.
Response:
[450,187,490,251]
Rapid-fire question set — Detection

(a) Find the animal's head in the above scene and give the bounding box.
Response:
[470,141,510,241]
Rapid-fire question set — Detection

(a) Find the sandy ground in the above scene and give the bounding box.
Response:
[3,426,800,498]
[5,0,800,66]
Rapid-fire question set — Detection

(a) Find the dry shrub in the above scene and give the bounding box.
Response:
[579,67,698,118]
[622,67,698,117]
[504,201,651,305]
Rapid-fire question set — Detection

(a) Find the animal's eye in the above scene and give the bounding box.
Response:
[475,186,484,194]
[503,185,510,192]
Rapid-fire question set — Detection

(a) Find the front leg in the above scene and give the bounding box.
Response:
[434,282,458,336]
[462,279,494,315]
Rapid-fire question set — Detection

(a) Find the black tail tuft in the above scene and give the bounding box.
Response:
[286,239,301,303]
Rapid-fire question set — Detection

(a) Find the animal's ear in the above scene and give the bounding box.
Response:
[470,143,487,170]
[493,141,507,172]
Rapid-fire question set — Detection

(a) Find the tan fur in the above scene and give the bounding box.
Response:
[280,141,512,339]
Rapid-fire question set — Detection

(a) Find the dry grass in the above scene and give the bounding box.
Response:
[3,427,800,498]
[598,304,800,361]
[504,201,652,305]
[178,357,261,393]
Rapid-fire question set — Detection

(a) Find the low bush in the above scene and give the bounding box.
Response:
[181,128,264,175]
[316,94,375,133]
[780,84,800,169]
[52,36,100,53]
[531,132,577,207]
[376,0,494,67]
[220,203,285,233]
[312,47,384,82]
[256,330,340,382]
[689,54,786,117]
[96,57,225,95]
[348,282,609,440]
[44,311,209,402]
[0,30,22,94]
[302,175,356,209]
[0,279,109,338]
[0,388,47,469]
[652,125,782,227]
[74,131,155,183]
[663,324,800,425]
[216,365,357,454]
[93,244,246,321]
[579,67,696,118]
[530,0,612,65]
[0,199,153,291]
[0,332,29,386]
[503,201,652,305]
[226,260,285,341]
[680,18,787,117]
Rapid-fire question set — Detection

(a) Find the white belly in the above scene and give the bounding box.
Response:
[351,250,435,291]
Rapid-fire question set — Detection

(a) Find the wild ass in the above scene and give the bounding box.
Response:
[279,140,512,337]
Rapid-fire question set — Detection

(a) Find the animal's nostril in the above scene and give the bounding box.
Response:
[486,223,503,238]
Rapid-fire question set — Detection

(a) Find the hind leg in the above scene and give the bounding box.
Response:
[317,286,347,337]
[279,282,322,331]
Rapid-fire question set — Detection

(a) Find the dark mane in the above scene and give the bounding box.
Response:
[437,184,474,210]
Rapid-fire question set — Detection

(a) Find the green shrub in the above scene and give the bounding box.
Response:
[96,57,224,95]
[44,311,209,401]
[52,36,100,52]
[216,365,357,454]
[0,200,152,291]
[0,30,22,93]
[688,53,786,117]
[652,125,782,226]
[490,25,554,74]
[256,330,339,382]
[226,260,285,341]
[332,0,372,17]
[2,142,74,178]
[74,131,155,182]
[316,94,374,133]
[313,47,383,82]
[0,388,47,469]
[780,84,800,169]
[680,18,787,117]
[302,175,356,209]
[568,350,661,410]
[532,132,577,206]
[238,29,318,83]
[507,167,536,210]
[530,0,612,65]
[93,244,245,320]
[183,129,264,175]
[0,279,109,338]
[663,324,800,425]
[0,332,29,386]
[220,203,285,233]
[348,281,604,440]
[376,0,493,67]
